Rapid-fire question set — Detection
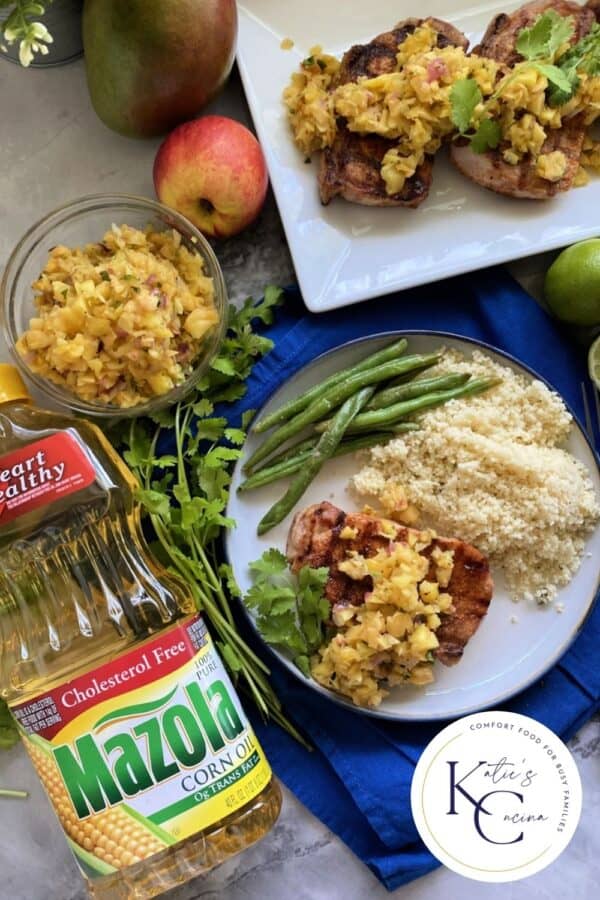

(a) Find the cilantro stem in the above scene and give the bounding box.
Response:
[112,287,306,747]
[0,788,27,799]
[150,514,271,676]
[148,508,300,732]
[174,404,191,498]
[172,406,236,630]
[191,535,235,628]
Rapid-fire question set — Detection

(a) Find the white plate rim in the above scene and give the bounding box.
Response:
[225,330,600,720]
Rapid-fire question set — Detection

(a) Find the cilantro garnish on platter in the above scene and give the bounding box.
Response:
[450,78,502,153]
[450,8,600,154]
[514,8,575,63]
[548,22,600,106]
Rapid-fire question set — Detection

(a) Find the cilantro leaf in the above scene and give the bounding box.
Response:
[515,9,575,62]
[153,454,178,469]
[208,382,248,404]
[136,489,171,520]
[193,417,228,443]
[548,22,600,106]
[122,422,152,469]
[249,547,288,577]
[192,398,214,417]
[532,62,573,95]
[245,549,330,675]
[233,286,284,331]
[149,406,176,428]
[210,356,237,376]
[450,78,482,133]
[203,446,242,468]
[224,427,246,446]
[470,118,503,154]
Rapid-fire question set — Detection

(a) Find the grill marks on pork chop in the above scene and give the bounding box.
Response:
[319,134,434,207]
[287,501,493,667]
[318,18,469,207]
[451,113,586,199]
[450,0,595,199]
[338,18,468,83]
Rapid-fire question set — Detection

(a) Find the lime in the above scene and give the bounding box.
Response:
[589,335,600,391]
[544,239,600,326]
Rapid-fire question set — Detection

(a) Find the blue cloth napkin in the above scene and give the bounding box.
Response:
[222,268,600,891]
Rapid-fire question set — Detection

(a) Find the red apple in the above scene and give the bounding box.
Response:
[153,116,269,238]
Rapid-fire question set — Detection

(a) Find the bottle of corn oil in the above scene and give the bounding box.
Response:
[0,364,281,898]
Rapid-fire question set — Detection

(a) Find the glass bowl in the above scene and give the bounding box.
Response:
[0,194,228,418]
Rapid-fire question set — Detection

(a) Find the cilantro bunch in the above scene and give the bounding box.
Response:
[450,9,600,154]
[245,549,330,677]
[114,286,306,745]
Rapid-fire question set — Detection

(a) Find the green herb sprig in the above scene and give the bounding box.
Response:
[548,22,600,105]
[450,9,600,154]
[113,287,307,746]
[244,549,330,677]
[0,788,27,799]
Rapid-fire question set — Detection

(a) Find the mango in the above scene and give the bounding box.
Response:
[82,0,237,138]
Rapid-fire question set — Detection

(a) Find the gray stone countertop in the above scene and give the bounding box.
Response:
[0,55,598,900]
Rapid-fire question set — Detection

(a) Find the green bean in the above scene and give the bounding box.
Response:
[314,377,501,434]
[241,452,313,492]
[238,425,419,493]
[248,418,417,478]
[250,435,318,474]
[251,337,409,434]
[367,372,470,410]
[381,358,440,387]
[244,352,440,472]
[257,386,375,535]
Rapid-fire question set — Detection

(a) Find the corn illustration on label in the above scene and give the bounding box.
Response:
[12,615,272,879]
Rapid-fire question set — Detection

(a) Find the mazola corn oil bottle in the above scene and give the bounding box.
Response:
[0,365,281,898]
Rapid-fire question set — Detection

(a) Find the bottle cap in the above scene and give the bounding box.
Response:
[0,364,31,405]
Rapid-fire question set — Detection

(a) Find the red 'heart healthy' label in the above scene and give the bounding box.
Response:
[0,432,95,525]
[12,615,272,880]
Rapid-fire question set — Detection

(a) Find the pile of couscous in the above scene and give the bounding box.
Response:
[17,224,219,408]
[352,350,600,604]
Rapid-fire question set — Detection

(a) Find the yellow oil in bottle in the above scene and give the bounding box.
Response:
[0,365,281,898]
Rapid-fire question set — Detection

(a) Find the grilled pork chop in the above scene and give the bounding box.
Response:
[287,501,493,666]
[450,0,595,199]
[587,0,600,20]
[318,18,469,207]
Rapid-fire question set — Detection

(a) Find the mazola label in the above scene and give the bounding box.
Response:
[12,615,272,879]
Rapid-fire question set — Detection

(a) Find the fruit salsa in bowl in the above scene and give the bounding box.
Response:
[0,194,228,418]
